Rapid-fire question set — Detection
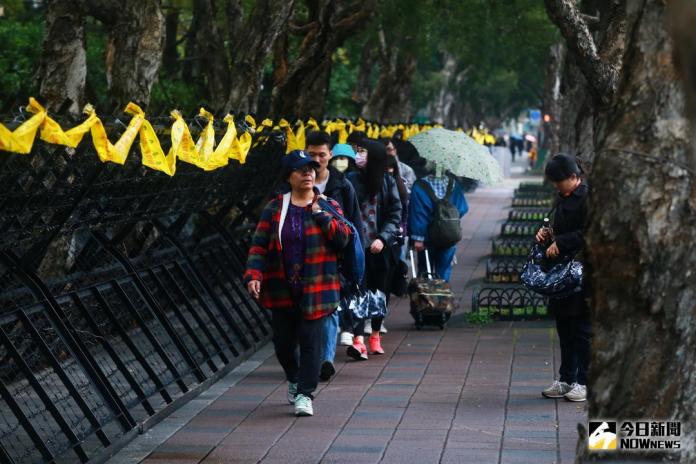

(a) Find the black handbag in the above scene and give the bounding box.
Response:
[520,243,583,299]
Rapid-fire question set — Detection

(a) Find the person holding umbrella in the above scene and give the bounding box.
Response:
[406,128,502,280]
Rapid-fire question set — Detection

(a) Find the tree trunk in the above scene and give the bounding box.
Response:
[185,0,229,109]
[428,54,469,127]
[541,43,565,157]
[546,1,696,462]
[162,7,179,77]
[361,29,416,123]
[225,0,295,114]
[271,0,376,119]
[87,0,165,109]
[36,0,87,115]
[351,40,375,108]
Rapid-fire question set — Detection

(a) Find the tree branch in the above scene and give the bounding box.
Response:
[544,0,618,102]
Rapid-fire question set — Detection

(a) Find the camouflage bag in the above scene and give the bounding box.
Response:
[408,250,455,330]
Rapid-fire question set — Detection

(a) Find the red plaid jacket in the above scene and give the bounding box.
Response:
[243,193,351,320]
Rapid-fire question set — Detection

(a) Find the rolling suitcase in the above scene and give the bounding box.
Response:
[408,249,455,329]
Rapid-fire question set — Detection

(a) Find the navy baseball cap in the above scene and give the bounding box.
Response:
[282,150,320,177]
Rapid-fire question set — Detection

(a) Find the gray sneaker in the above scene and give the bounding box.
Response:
[294,394,313,416]
[287,382,298,404]
[541,380,571,398]
[564,383,587,402]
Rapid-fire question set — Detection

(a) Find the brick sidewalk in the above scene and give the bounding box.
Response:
[109,178,587,464]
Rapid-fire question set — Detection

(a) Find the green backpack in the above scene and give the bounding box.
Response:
[419,178,462,248]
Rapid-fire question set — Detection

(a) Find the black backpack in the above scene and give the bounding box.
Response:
[418,178,462,248]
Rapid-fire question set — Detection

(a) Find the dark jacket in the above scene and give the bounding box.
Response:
[346,171,402,248]
[549,180,589,318]
[323,166,365,246]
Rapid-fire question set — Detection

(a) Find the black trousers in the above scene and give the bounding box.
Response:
[353,250,392,334]
[555,314,591,386]
[271,307,325,398]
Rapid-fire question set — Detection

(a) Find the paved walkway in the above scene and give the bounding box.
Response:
[110,176,587,464]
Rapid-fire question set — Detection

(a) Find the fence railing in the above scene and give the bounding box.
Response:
[0,130,285,463]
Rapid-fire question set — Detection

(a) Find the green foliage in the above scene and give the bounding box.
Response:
[0,0,558,122]
[0,17,43,112]
[466,311,492,325]
[150,78,203,114]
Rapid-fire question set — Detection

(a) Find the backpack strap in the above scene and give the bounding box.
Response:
[416,179,439,203]
[445,177,454,198]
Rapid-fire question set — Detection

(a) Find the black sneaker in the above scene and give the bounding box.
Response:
[319,360,335,381]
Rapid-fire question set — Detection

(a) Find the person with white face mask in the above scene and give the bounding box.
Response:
[329,143,358,174]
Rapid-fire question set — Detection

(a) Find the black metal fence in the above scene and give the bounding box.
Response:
[0,126,286,463]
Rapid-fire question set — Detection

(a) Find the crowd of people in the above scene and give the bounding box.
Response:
[244,130,469,416]
[243,130,589,417]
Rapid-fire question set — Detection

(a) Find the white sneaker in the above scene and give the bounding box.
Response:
[379,322,387,334]
[564,383,587,402]
[294,394,313,416]
[287,382,298,404]
[364,319,372,334]
[541,380,571,398]
[339,331,353,346]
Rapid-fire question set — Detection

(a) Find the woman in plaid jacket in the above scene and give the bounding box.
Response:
[245,150,351,417]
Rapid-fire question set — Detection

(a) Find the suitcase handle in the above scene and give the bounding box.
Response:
[409,248,438,280]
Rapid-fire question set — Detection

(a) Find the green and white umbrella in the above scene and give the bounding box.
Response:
[408,127,503,184]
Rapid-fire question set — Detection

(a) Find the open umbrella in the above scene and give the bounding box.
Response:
[408,127,503,184]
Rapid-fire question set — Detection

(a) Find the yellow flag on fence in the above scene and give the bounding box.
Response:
[0,98,46,154]
[89,102,143,165]
[40,113,96,148]
[135,104,176,176]
[294,120,306,150]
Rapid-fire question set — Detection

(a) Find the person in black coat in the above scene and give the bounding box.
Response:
[346,139,402,360]
[301,131,365,381]
[538,154,590,403]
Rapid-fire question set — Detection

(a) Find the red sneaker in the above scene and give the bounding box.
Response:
[347,337,368,361]
[369,334,384,355]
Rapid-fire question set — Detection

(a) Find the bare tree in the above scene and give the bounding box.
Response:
[36,0,87,115]
[545,1,696,461]
[271,0,376,119]
[224,0,295,114]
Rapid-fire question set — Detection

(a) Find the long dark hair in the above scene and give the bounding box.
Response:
[362,139,388,198]
[386,155,408,205]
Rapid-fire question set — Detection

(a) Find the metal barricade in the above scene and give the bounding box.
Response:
[0,126,285,463]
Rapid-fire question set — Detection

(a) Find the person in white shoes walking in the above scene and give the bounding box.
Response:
[245,151,352,417]
[538,154,590,403]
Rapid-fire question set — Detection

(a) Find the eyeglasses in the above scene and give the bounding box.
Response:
[294,165,316,174]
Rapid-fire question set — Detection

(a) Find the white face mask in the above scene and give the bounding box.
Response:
[331,157,350,172]
[355,151,367,168]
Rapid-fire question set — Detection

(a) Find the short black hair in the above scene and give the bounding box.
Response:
[545,154,582,182]
[347,130,366,146]
[305,130,332,148]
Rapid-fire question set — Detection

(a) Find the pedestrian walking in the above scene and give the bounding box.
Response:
[538,154,590,403]
[409,167,468,282]
[304,131,364,382]
[244,150,352,416]
[346,139,402,359]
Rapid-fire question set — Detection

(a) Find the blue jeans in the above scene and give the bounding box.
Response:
[418,246,457,282]
[322,311,339,363]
